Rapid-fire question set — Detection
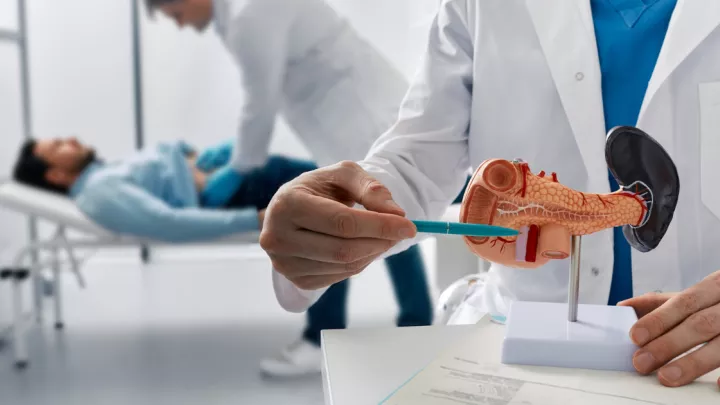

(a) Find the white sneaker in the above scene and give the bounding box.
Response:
[259,339,322,378]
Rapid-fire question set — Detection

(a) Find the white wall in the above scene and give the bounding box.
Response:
[0,44,28,259]
[0,0,23,326]
[28,1,136,160]
[0,2,27,269]
[328,0,438,78]
[0,0,17,31]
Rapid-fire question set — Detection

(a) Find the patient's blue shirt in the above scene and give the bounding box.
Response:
[69,141,258,242]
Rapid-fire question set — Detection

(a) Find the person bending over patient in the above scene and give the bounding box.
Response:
[11,136,439,376]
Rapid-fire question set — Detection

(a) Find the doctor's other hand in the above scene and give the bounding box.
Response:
[260,161,417,290]
[201,165,244,207]
[196,140,234,172]
[619,270,720,388]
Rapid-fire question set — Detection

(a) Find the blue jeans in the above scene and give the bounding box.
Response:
[224,156,319,210]
[303,244,433,345]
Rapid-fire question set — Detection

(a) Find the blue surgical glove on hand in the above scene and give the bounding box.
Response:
[201,166,244,208]
[196,140,234,172]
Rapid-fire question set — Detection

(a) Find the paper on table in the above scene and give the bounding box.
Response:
[381,317,720,405]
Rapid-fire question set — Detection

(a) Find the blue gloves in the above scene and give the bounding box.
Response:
[196,140,234,172]
[201,166,244,207]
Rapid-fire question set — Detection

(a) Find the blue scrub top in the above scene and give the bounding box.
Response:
[590,0,677,305]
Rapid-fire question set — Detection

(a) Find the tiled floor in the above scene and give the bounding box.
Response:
[0,243,436,405]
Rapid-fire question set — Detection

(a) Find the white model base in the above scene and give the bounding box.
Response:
[501,301,638,372]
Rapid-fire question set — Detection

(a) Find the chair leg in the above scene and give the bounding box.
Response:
[12,269,30,369]
[52,250,64,330]
[0,269,12,353]
[32,270,44,325]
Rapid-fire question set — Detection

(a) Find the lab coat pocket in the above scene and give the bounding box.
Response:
[699,81,720,218]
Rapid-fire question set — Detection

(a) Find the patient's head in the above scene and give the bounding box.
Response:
[13,137,96,195]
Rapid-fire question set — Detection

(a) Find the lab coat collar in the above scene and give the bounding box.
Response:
[525,0,607,187]
[638,0,720,122]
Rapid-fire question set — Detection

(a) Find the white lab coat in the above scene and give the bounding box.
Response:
[213,0,408,171]
[273,0,720,315]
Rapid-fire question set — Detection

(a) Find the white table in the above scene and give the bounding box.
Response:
[321,323,719,405]
[321,325,480,405]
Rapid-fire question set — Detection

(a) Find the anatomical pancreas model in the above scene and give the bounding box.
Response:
[459,126,680,269]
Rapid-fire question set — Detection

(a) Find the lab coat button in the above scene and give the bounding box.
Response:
[591,267,600,276]
[575,72,585,81]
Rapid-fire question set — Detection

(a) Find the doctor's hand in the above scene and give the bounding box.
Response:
[619,270,720,388]
[201,165,244,208]
[196,140,234,172]
[260,161,417,290]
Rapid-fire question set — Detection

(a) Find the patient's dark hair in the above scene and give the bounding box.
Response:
[12,139,69,195]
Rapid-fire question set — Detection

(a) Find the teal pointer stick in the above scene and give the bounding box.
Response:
[412,220,519,237]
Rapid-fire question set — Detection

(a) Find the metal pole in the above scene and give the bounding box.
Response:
[51,247,63,329]
[18,0,36,251]
[12,272,28,368]
[131,0,150,263]
[131,0,145,151]
[568,235,581,322]
[18,0,43,322]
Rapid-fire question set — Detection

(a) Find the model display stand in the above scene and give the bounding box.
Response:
[501,236,639,371]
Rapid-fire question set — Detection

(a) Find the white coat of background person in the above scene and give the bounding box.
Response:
[148,0,409,206]
[146,0,425,378]
[261,0,720,388]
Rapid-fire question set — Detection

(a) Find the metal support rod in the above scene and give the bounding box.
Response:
[52,248,63,329]
[568,235,582,322]
[12,272,28,368]
[131,0,151,263]
[0,29,20,42]
[18,0,42,325]
[58,228,86,288]
[131,0,145,151]
[33,272,43,324]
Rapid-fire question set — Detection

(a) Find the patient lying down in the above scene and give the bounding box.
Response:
[11,137,317,242]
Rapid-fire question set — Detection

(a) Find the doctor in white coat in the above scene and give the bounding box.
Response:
[261,0,720,388]
[146,0,408,205]
[146,0,438,378]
